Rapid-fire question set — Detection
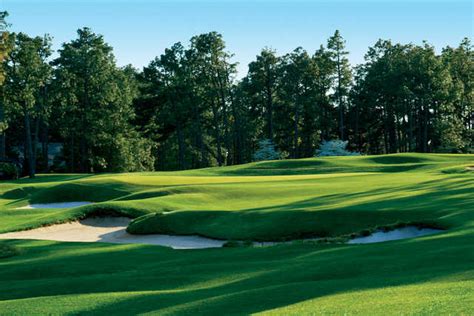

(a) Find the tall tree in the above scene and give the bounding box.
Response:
[328,30,351,140]
[313,45,335,140]
[276,48,320,158]
[188,32,237,166]
[0,11,11,159]
[4,33,52,177]
[245,48,279,140]
[142,43,193,170]
[53,28,153,172]
[441,38,474,151]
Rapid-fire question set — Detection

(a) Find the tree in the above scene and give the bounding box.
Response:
[328,30,352,140]
[253,138,281,161]
[313,45,336,140]
[351,40,453,154]
[0,11,9,84]
[276,48,320,158]
[3,33,51,178]
[316,140,360,156]
[141,42,193,170]
[188,32,237,166]
[441,38,474,151]
[0,11,12,159]
[245,48,279,140]
[53,28,153,172]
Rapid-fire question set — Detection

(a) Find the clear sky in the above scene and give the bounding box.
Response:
[2,0,473,77]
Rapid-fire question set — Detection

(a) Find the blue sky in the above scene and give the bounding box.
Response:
[2,0,473,76]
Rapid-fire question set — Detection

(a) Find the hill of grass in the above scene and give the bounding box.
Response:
[0,153,472,314]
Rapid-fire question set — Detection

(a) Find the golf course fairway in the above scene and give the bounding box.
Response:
[0,153,473,314]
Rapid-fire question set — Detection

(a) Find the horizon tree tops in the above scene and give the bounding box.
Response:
[0,24,472,177]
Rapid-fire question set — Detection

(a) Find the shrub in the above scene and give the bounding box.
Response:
[0,162,19,180]
[223,240,253,248]
[253,139,281,161]
[315,140,360,157]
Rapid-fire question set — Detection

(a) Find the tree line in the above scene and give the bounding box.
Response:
[0,13,472,177]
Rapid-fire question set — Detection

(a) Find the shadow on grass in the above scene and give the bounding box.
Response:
[0,231,472,314]
[1,174,94,185]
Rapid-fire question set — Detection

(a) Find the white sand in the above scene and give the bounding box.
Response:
[0,216,443,248]
[347,226,442,244]
[16,202,92,209]
[0,217,225,249]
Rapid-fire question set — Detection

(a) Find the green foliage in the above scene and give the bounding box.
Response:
[328,30,352,140]
[350,39,473,154]
[0,11,10,86]
[52,28,153,173]
[0,28,472,175]
[3,32,52,177]
[0,161,18,179]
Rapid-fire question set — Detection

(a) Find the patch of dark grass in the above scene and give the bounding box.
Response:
[368,155,428,164]
[223,240,254,248]
[28,183,131,204]
[0,243,20,259]
[1,187,38,200]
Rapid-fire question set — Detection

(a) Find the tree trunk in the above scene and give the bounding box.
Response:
[0,99,5,159]
[216,70,231,165]
[336,53,344,140]
[210,99,222,166]
[265,79,274,140]
[32,116,40,172]
[408,105,414,152]
[293,102,300,158]
[0,133,5,159]
[355,102,361,151]
[70,134,75,173]
[41,121,49,172]
[176,121,185,170]
[422,102,428,153]
[24,111,35,178]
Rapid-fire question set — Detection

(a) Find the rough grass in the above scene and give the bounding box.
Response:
[0,153,473,314]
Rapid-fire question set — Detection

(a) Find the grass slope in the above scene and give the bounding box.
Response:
[0,153,473,314]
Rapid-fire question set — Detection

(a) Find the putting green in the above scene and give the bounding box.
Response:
[0,153,473,314]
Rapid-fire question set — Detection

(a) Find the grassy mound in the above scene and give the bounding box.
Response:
[126,210,444,241]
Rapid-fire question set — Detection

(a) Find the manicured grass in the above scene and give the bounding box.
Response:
[0,153,473,314]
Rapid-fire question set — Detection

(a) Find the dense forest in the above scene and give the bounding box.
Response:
[0,12,472,177]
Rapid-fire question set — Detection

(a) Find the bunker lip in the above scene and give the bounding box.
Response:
[16,201,92,209]
[347,226,443,244]
[0,216,445,249]
[0,217,225,249]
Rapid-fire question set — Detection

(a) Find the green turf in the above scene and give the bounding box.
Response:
[0,153,473,314]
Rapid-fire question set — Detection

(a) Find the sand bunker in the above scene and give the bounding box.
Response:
[0,217,225,249]
[0,217,444,249]
[348,226,443,244]
[17,202,92,209]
